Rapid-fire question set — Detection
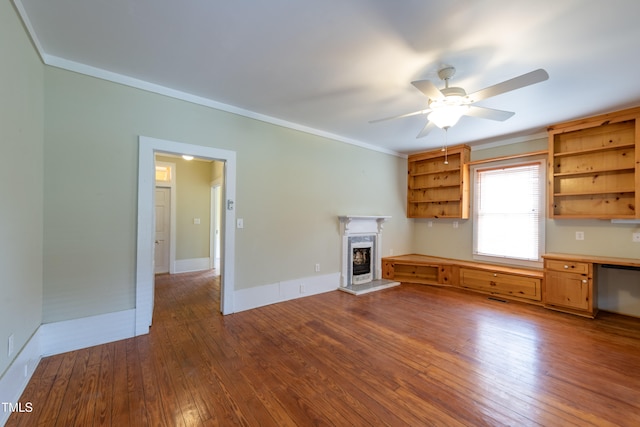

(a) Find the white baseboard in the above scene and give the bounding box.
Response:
[174,257,211,273]
[39,309,136,357]
[0,328,41,426]
[234,272,340,312]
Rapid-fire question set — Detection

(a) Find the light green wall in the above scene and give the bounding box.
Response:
[413,138,640,316]
[42,66,412,322]
[156,156,213,260]
[0,2,44,376]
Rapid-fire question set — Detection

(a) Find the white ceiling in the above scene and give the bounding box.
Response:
[15,0,640,156]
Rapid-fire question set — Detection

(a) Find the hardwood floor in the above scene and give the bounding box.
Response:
[7,271,640,426]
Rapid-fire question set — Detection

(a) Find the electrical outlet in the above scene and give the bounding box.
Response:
[428,221,433,228]
[300,284,306,293]
[8,334,14,357]
[633,232,640,243]
[575,231,584,241]
[453,221,459,229]
[315,263,320,272]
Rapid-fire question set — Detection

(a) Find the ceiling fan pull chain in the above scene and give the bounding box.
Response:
[443,130,449,164]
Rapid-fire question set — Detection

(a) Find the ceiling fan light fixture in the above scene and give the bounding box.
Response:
[427,103,469,129]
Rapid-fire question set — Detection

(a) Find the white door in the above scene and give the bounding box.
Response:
[211,185,221,270]
[155,187,171,274]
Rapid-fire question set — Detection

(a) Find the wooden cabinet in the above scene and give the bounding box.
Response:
[543,255,597,318]
[407,145,470,218]
[459,268,542,302]
[547,107,640,219]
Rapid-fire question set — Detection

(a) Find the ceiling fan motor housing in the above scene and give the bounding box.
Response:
[441,87,467,98]
[430,86,471,109]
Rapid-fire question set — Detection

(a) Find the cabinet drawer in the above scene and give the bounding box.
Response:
[459,268,541,301]
[545,259,590,275]
[393,263,439,284]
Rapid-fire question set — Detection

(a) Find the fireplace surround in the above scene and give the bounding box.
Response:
[338,215,400,295]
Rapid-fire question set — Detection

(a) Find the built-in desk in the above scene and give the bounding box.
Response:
[543,253,640,318]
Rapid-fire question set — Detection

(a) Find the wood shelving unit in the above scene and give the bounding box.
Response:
[407,144,470,218]
[547,107,640,219]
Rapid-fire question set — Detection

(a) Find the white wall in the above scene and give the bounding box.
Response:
[0,0,44,378]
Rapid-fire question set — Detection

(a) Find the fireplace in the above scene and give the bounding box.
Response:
[338,215,400,295]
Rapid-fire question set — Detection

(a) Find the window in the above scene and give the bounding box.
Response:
[473,160,545,267]
[155,164,172,183]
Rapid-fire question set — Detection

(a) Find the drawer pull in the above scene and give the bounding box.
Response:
[493,273,497,277]
[564,265,569,269]
[582,279,587,284]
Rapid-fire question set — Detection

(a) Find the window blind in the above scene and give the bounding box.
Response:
[474,162,543,262]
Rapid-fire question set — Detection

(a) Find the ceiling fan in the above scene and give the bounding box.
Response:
[371,66,549,138]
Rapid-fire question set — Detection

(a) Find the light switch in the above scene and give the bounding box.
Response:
[193,218,200,225]
[237,218,244,229]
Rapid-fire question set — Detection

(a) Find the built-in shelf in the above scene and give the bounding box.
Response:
[552,167,635,177]
[554,190,635,197]
[547,107,640,219]
[407,145,470,219]
[552,143,635,158]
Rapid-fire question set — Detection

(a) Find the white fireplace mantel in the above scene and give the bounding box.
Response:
[338,215,391,236]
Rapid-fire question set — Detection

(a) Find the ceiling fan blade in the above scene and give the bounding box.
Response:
[369,109,429,124]
[469,69,549,102]
[465,105,515,121]
[416,121,437,138]
[411,80,445,100]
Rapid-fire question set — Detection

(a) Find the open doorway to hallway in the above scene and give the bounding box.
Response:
[152,153,224,317]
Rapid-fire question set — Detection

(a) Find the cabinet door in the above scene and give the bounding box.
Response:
[545,272,590,310]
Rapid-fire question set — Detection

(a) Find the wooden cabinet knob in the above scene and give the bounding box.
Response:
[564,265,569,269]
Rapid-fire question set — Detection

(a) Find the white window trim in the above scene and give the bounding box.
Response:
[471,156,546,269]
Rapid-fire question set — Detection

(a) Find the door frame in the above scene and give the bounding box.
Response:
[136,136,236,335]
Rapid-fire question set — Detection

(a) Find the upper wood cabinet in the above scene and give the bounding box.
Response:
[547,107,640,219]
[407,144,470,218]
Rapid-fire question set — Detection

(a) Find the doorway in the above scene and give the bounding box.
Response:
[136,136,237,335]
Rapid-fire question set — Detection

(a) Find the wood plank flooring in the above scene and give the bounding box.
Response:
[7,270,640,426]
